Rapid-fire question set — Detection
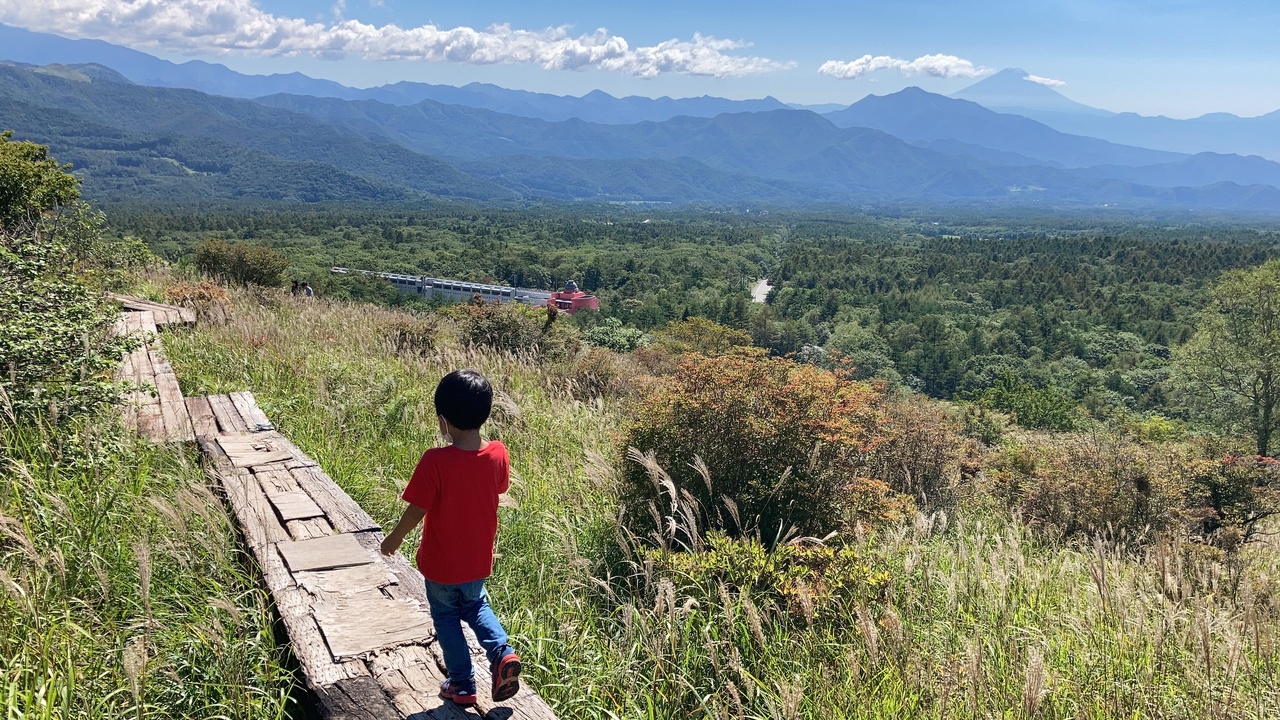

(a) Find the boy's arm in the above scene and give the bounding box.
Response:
[380,504,427,556]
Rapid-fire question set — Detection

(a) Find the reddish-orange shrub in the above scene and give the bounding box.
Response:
[621,355,911,546]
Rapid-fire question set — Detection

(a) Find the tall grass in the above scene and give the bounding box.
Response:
[164,288,1280,719]
[0,406,295,718]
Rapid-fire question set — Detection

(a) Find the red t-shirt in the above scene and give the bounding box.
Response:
[401,441,510,584]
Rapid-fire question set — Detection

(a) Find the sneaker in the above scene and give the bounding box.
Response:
[439,679,478,706]
[491,652,522,702]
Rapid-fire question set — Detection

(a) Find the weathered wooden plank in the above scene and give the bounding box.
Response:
[273,434,319,468]
[230,391,275,431]
[369,647,472,718]
[185,396,218,438]
[255,465,301,494]
[311,676,400,720]
[219,470,289,551]
[152,361,194,442]
[293,466,383,534]
[217,434,295,467]
[136,403,163,440]
[267,490,326,522]
[117,348,136,386]
[313,589,434,661]
[138,311,159,338]
[275,586,371,687]
[277,533,376,573]
[294,563,397,596]
[207,394,251,434]
[133,337,157,389]
[287,516,334,540]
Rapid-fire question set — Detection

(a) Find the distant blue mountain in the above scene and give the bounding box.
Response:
[952,68,1112,116]
[824,87,1183,168]
[2,45,1279,212]
[0,23,354,99]
[0,23,791,124]
[953,68,1280,161]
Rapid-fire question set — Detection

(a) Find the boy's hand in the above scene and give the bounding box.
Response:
[381,504,426,557]
[380,536,400,556]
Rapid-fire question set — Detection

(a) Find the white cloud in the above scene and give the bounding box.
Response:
[0,0,792,78]
[818,53,991,80]
[1024,74,1066,87]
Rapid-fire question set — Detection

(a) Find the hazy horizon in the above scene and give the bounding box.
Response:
[1,1,1277,120]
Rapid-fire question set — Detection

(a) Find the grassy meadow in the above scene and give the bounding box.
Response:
[144,285,1280,720]
[0,406,295,718]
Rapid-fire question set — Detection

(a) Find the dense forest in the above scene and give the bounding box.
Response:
[110,203,1280,427]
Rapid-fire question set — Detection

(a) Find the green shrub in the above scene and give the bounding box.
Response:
[450,301,580,360]
[621,355,911,548]
[1184,450,1280,549]
[194,238,290,287]
[582,317,648,352]
[0,141,135,420]
[0,131,79,226]
[982,435,1186,539]
[646,532,891,624]
[562,345,645,400]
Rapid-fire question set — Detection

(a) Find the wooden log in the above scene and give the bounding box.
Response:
[185,396,218,438]
[292,466,383,534]
[138,311,159,337]
[152,361,194,443]
[310,676,400,720]
[136,403,164,440]
[207,394,251,434]
[231,391,275,431]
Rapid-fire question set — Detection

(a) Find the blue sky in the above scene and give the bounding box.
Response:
[3,0,1278,117]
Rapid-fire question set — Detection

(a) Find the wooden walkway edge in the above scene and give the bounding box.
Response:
[191,392,558,720]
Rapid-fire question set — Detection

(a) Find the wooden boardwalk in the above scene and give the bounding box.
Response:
[113,300,195,443]
[110,292,197,326]
[110,295,556,717]
[191,392,557,719]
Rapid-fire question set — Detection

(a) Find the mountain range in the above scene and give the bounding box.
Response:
[954,68,1280,161]
[1,24,1279,214]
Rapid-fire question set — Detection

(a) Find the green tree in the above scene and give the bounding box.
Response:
[0,131,80,226]
[1176,260,1280,455]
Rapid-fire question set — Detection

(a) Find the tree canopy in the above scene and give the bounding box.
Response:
[0,130,80,226]
[1176,259,1280,455]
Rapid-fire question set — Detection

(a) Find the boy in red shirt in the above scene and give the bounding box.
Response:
[380,369,522,705]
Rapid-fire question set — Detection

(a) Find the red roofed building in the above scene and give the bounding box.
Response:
[548,280,599,314]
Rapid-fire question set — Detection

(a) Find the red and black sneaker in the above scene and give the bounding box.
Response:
[491,652,522,702]
[439,679,478,706]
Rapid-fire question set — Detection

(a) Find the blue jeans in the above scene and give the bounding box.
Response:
[423,578,513,692]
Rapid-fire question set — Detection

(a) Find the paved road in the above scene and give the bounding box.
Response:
[751,278,772,303]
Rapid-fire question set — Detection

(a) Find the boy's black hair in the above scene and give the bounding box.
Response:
[434,369,493,430]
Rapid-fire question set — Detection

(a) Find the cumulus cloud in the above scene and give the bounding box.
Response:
[0,0,792,78]
[1024,73,1066,87]
[818,53,991,80]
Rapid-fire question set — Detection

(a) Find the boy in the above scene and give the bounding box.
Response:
[380,369,522,705]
